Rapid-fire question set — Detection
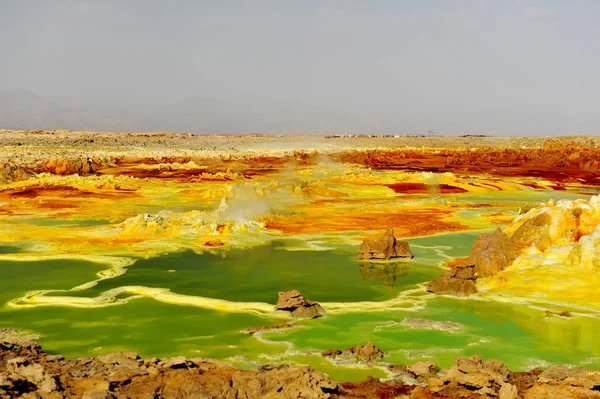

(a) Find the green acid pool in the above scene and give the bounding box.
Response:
[2,225,600,383]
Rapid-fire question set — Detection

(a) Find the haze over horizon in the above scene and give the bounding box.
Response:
[1,1,598,136]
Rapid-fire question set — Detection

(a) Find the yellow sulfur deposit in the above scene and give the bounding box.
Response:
[478,196,600,311]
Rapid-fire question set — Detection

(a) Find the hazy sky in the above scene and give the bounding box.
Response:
[1,0,599,135]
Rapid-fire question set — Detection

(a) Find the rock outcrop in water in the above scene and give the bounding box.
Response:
[427,224,544,297]
[426,227,532,296]
[426,265,478,297]
[275,290,325,319]
[358,228,414,260]
[322,342,387,364]
[469,228,519,278]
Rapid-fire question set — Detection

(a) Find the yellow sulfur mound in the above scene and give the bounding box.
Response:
[478,195,600,311]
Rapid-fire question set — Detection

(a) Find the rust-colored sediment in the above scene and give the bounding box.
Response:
[262,208,466,237]
[336,140,600,184]
[0,131,597,257]
[385,183,468,194]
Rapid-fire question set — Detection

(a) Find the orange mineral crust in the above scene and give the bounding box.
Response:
[385,182,468,194]
[0,131,598,260]
[261,207,466,237]
[336,140,600,184]
[2,131,599,184]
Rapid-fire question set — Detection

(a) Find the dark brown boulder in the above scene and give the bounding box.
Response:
[358,228,414,260]
[275,290,325,319]
[426,266,478,297]
[468,228,519,278]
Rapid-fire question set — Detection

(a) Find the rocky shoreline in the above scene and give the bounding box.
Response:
[2,329,600,398]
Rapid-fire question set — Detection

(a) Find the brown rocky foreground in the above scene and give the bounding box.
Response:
[2,331,600,399]
[0,330,337,399]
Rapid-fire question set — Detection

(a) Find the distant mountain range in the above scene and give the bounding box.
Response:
[0,89,378,134]
[0,90,141,132]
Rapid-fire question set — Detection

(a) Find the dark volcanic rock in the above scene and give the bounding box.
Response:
[358,228,414,260]
[275,290,325,319]
[426,266,478,297]
[322,342,387,364]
